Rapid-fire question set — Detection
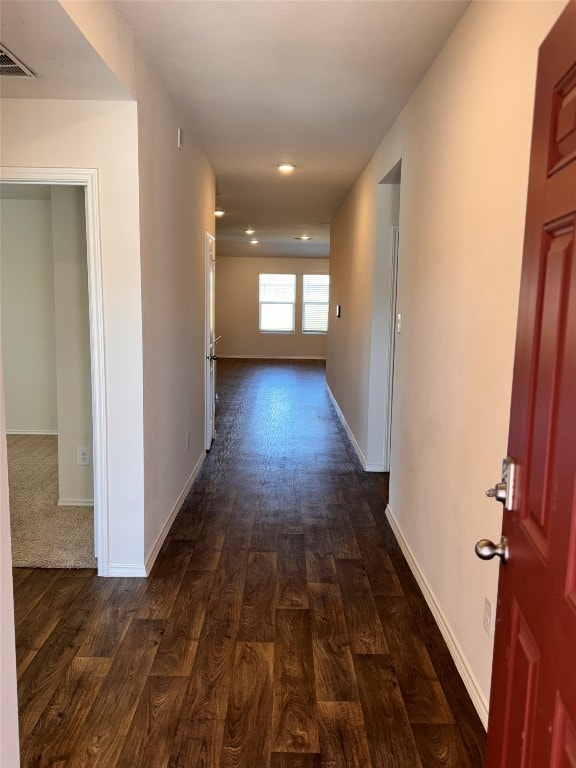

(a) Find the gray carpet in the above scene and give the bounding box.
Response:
[7,434,97,569]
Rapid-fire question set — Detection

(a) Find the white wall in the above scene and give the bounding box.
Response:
[0,195,58,433]
[57,1,216,566]
[52,185,93,505]
[327,0,567,724]
[216,256,329,359]
[1,98,145,570]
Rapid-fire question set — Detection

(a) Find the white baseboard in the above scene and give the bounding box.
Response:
[325,384,385,472]
[107,563,147,577]
[385,505,489,728]
[217,355,327,360]
[144,450,206,575]
[6,429,58,435]
[58,498,94,507]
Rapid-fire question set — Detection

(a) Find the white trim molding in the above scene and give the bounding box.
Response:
[107,563,148,578]
[6,429,58,435]
[385,505,489,728]
[1,167,109,577]
[218,355,327,361]
[58,499,94,507]
[325,383,385,472]
[144,450,206,574]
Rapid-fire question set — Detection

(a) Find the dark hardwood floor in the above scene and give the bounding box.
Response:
[12,359,486,767]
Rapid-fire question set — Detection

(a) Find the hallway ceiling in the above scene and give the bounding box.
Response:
[1,0,470,258]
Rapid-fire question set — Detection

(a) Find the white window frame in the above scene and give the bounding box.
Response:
[259,273,296,333]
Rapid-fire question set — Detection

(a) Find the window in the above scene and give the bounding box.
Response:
[259,273,296,332]
[302,274,330,333]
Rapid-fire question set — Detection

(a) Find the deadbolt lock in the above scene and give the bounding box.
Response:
[486,456,517,510]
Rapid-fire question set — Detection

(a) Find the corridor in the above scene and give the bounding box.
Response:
[13,359,485,767]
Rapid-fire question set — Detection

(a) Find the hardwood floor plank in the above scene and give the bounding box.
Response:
[69,618,165,767]
[169,718,225,768]
[17,579,117,737]
[238,552,277,642]
[220,642,274,768]
[305,552,337,584]
[344,498,378,529]
[375,597,454,725]
[354,527,400,596]
[276,535,308,609]
[270,756,322,768]
[354,654,423,768]
[16,574,90,653]
[14,568,63,628]
[308,583,358,702]
[11,567,33,588]
[115,676,189,768]
[175,618,236,723]
[272,609,319,753]
[335,560,388,655]
[282,508,304,535]
[303,520,332,556]
[136,540,193,619]
[421,647,486,768]
[20,657,111,768]
[78,578,148,658]
[317,701,372,768]
[300,502,328,522]
[203,528,249,632]
[411,724,474,768]
[325,504,361,559]
[150,569,214,676]
[250,522,278,552]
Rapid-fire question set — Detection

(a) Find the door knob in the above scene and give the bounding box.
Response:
[475,536,509,564]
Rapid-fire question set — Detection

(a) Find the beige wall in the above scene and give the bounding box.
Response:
[216,256,329,359]
[328,0,567,724]
[52,186,93,505]
[1,98,145,569]
[0,196,58,433]
[58,0,216,565]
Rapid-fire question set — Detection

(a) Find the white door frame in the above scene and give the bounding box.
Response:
[0,167,109,575]
[385,225,400,468]
[204,231,216,450]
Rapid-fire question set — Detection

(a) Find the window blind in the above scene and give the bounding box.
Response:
[302,274,329,333]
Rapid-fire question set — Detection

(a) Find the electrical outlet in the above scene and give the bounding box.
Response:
[77,447,91,466]
[483,597,493,637]
[185,432,190,452]
[248,339,255,347]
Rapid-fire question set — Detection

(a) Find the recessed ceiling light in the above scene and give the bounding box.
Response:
[245,228,255,235]
[250,239,259,245]
[278,163,295,174]
[295,235,311,241]
[214,208,225,217]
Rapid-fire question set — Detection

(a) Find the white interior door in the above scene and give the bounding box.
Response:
[205,232,216,449]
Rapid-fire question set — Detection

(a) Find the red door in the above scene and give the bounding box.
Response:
[483,2,576,765]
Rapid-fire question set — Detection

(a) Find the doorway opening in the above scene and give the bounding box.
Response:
[366,161,401,472]
[0,168,108,574]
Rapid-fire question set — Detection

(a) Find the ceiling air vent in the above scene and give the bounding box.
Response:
[0,45,35,78]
